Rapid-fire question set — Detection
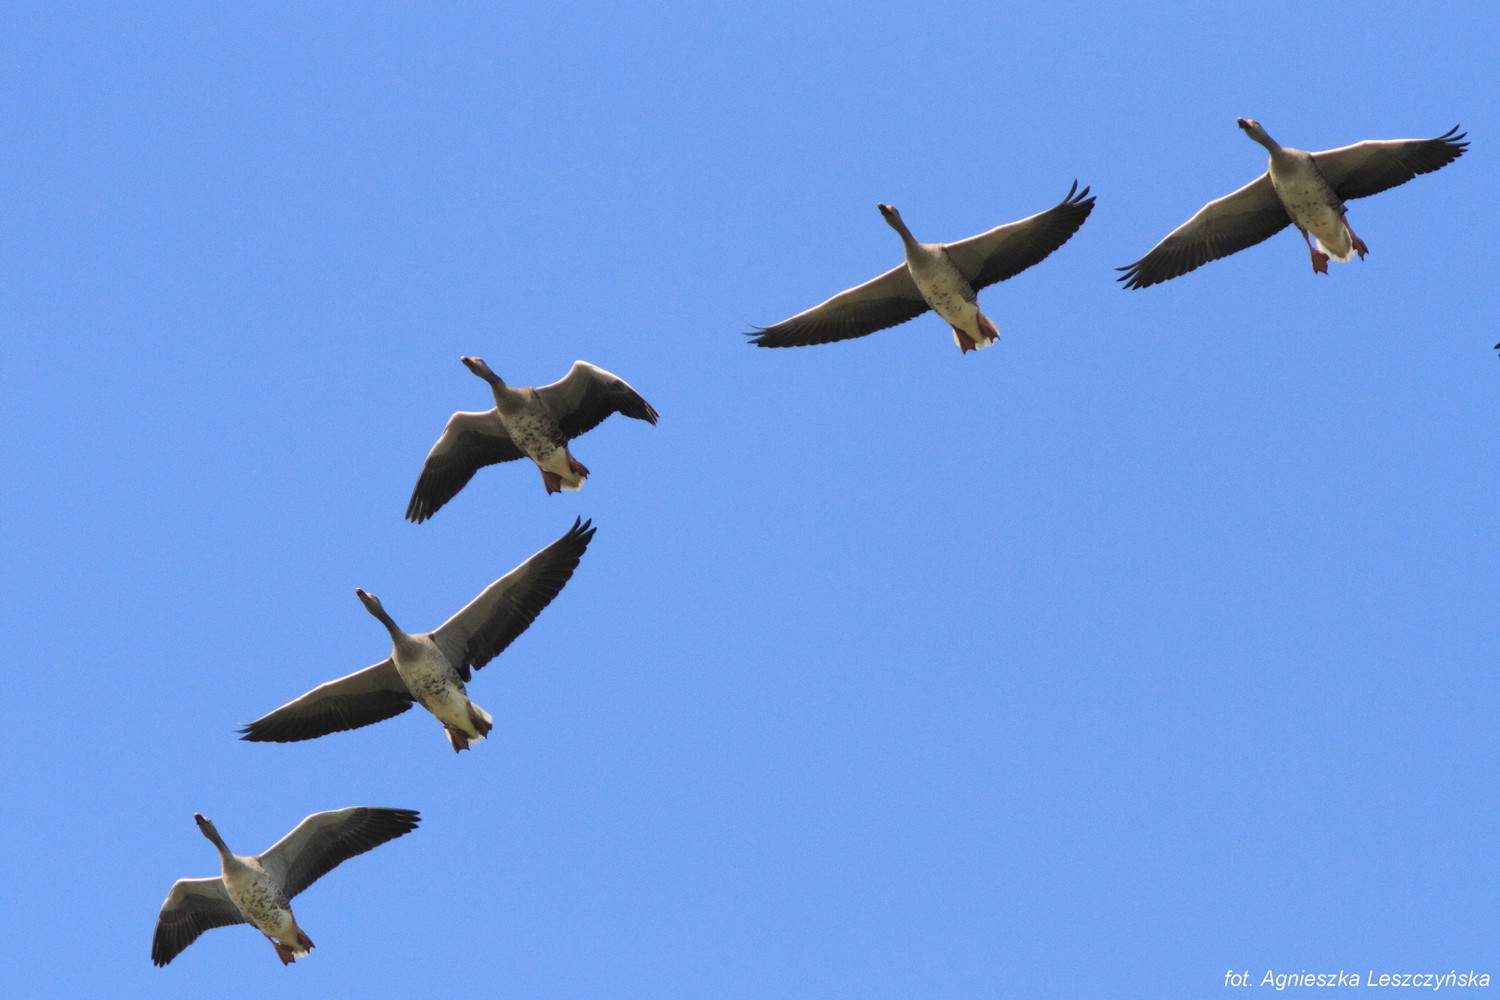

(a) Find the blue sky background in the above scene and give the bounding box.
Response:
[3,3,1496,997]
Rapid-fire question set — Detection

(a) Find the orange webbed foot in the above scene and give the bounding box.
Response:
[469,704,493,738]
[444,724,472,753]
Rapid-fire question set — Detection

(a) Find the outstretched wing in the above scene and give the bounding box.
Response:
[258,807,421,900]
[1117,173,1290,289]
[944,181,1096,291]
[151,877,245,966]
[534,362,659,440]
[748,261,927,347]
[1316,126,1468,202]
[237,660,414,743]
[406,411,526,523]
[431,518,596,680]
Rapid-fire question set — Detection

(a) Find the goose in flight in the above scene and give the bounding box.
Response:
[1118,120,1467,288]
[239,519,594,752]
[406,359,657,520]
[151,807,419,966]
[749,183,1095,353]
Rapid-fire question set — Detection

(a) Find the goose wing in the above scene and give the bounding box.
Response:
[431,517,595,680]
[944,182,1096,290]
[749,261,927,347]
[534,362,659,439]
[406,411,526,523]
[237,660,414,743]
[258,807,421,900]
[1117,173,1290,289]
[1315,126,1468,201]
[151,877,245,966]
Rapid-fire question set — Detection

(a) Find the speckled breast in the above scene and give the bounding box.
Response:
[228,866,293,934]
[1270,163,1346,241]
[505,409,567,464]
[908,250,977,325]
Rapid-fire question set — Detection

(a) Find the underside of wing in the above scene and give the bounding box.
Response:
[944,181,1096,291]
[406,412,526,523]
[1316,126,1468,201]
[258,806,421,900]
[1117,173,1290,289]
[237,660,414,743]
[432,517,596,679]
[152,877,245,966]
[536,362,660,440]
[749,262,927,347]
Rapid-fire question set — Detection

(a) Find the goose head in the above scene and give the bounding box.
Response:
[876,203,914,241]
[355,588,387,617]
[1236,118,1278,150]
[356,588,403,634]
[461,356,503,386]
[194,813,228,851]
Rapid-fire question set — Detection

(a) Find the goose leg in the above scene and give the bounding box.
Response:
[565,447,590,480]
[269,918,313,964]
[952,327,978,354]
[1299,228,1329,274]
[540,469,563,494]
[444,724,472,752]
[468,703,493,738]
[1344,218,1369,259]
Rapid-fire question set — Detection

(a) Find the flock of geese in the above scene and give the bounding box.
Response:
[152,118,1468,967]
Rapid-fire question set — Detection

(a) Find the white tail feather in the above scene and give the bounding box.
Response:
[1316,225,1358,262]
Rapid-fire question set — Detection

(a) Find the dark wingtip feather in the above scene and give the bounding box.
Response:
[1115,259,1145,288]
[746,327,785,348]
[235,722,297,743]
[569,516,597,547]
[1062,179,1096,210]
[365,807,422,837]
[550,515,598,562]
[1115,262,1151,290]
[404,492,431,524]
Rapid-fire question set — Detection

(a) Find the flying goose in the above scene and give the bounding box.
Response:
[749,182,1095,353]
[1118,120,1468,288]
[239,518,594,752]
[151,807,419,966]
[406,358,658,520]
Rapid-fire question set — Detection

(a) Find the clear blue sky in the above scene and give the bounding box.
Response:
[3,3,1496,997]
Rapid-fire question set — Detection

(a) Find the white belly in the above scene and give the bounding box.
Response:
[924,281,979,328]
[907,253,972,319]
[395,643,475,733]
[531,442,575,479]
[906,249,995,347]
[505,412,563,462]
[1272,172,1355,260]
[225,865,295,939]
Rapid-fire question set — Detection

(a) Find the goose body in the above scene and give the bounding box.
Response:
[239,518,595,752]
[882,203,1001,353]
[152,808,420,966]
[217,851,307,962]
[1119,120,1467,288]
[750,183,1095,352]
[375,613,494,749]
[406,358,658,520]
